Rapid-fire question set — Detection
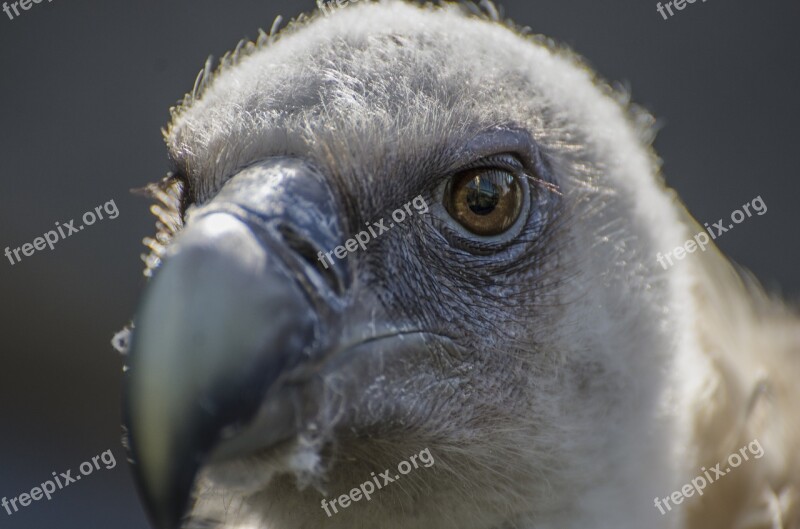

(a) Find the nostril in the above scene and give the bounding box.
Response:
[276,223,344,296]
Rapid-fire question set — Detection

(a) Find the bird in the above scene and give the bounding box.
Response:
[118,1,800,528]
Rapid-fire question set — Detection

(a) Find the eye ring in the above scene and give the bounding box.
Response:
[443,165,524,236]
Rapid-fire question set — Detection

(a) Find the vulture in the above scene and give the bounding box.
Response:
[119,1,800,528]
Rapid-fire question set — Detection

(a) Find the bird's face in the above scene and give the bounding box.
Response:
[124,2,686,529]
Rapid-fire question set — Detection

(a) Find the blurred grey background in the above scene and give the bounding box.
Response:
[0,0,797,527]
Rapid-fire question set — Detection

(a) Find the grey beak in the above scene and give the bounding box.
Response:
[124,159,346,529]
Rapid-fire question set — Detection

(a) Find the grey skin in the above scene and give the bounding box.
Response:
[122,2,800,529]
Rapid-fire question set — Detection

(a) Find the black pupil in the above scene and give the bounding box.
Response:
[465,173,510,216]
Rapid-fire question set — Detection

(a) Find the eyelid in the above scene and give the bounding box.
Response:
[456,153,524,174]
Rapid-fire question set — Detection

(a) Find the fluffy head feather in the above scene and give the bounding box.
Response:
[134,2,800,528]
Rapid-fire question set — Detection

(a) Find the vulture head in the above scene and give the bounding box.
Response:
[121,1,800,528]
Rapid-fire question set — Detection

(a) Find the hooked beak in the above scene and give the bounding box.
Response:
[124,159,346,529]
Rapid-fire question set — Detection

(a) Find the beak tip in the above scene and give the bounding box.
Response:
[134,462,196,529]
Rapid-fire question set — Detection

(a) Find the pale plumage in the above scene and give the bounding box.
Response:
[122,2,800,528]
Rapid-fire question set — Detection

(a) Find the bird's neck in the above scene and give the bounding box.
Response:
[681,226,800,528]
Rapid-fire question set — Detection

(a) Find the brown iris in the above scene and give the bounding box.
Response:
[444,168,523,236]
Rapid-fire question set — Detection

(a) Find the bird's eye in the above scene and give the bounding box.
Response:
[444,167,523,236]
